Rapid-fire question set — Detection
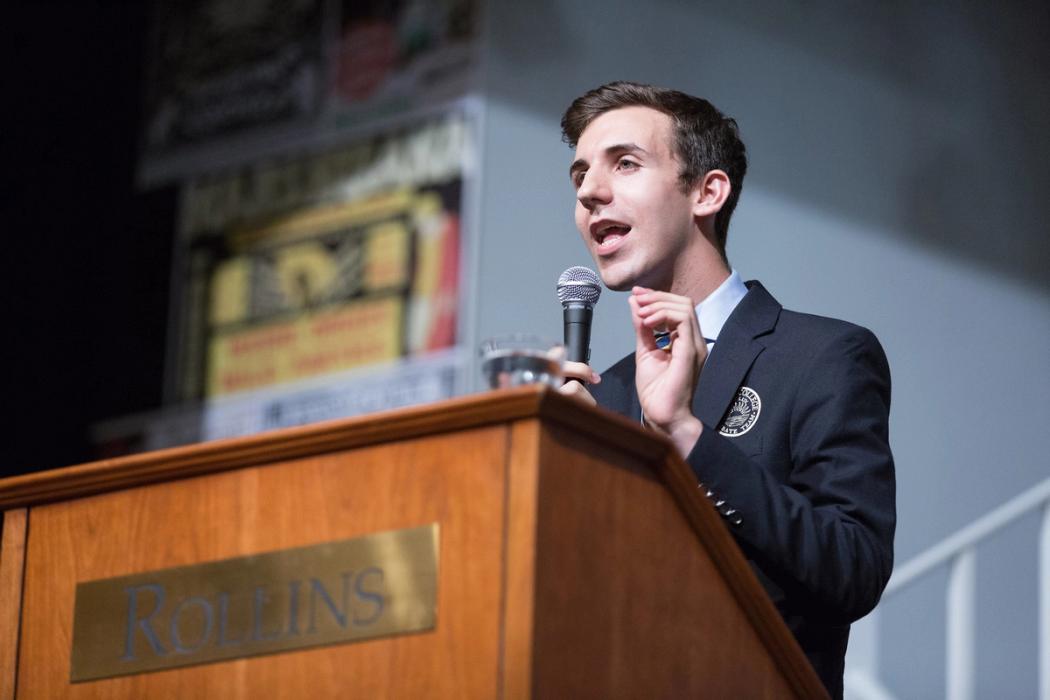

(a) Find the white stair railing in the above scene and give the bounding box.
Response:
[845,476,1050,700]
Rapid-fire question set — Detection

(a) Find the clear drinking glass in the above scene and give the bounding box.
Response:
[479,334,565,389]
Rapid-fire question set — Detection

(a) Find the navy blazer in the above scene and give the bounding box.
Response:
[590,281,896,699]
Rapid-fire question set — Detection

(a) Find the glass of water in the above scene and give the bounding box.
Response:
[479,334,565,389]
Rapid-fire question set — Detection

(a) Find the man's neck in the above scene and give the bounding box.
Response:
[659,221,730,302]
[669,252,731,305]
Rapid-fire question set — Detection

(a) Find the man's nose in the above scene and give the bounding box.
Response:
[577,170,611,210]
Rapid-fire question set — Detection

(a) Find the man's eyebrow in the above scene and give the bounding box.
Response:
[569,158,588,180]
[568,143,649,181]
[605,142,649,157]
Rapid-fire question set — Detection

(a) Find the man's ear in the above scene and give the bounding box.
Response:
[691,169,731,218]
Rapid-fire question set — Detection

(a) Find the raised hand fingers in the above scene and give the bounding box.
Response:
[635,302,693,328]
[629,294,660,353]
[631,287,704,351]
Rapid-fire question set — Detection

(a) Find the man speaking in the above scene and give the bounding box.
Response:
[557,81,895,699]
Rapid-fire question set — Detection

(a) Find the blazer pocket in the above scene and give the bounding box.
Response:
[718,430,763,457]
[736,434,763,457]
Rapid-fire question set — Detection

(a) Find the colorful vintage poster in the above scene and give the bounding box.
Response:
[171,113,469,422]
[201,188,459,396]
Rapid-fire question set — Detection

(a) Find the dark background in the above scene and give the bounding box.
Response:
[5,2,176,476]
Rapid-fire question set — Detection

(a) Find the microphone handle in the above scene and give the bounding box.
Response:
[563,304,593,363]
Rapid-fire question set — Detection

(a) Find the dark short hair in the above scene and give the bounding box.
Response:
[561,81,747,255]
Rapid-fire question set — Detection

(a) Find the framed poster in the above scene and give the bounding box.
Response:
[166,110,475,440]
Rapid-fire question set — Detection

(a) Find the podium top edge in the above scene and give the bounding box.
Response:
[0,386,666,510]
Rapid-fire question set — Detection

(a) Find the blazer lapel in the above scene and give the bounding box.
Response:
[693,281,781,428]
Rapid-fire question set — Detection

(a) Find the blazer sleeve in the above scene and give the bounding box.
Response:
[686,326,896,624]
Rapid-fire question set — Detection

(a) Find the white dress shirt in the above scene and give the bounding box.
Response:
[696,269,748,353]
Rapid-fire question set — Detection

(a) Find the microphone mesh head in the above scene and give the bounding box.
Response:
[557,266,602,306]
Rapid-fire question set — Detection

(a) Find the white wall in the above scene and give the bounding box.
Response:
[475,1,1050,696]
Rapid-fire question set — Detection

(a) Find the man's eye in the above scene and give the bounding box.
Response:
[618,159,639,170]
[572,172,586,188]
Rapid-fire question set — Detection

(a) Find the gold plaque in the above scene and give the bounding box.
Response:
[70,524,439,682]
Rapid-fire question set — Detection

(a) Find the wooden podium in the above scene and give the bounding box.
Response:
[0,386,827,698]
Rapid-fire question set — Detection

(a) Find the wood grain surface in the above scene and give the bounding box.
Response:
[4,388,827,698]
[0,387,660,511]
[498,420,541,698]
[655,450,830,698]
[523,419,827,699]
[16,426,509,699]
[0,388,549,510]
[0,509,28,700]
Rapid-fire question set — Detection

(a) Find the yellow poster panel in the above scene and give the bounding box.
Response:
[207,297,402,396]
[365,220,411,290]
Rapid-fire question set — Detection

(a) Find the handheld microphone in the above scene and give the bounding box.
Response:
[556,266,602,365]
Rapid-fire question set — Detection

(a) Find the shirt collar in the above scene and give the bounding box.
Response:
[695,269,748,342]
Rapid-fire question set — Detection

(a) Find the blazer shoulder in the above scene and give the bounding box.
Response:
[773,309,891,382]
[776,308,884,350]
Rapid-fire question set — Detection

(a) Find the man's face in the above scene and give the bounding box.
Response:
[570,106,697,292]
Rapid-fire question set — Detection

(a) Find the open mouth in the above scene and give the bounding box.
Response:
[593,223,632,252]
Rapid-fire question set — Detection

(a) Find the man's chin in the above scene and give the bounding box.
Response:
[595,268,634,292]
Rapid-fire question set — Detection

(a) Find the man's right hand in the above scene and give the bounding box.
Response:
[557,360,601,406]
